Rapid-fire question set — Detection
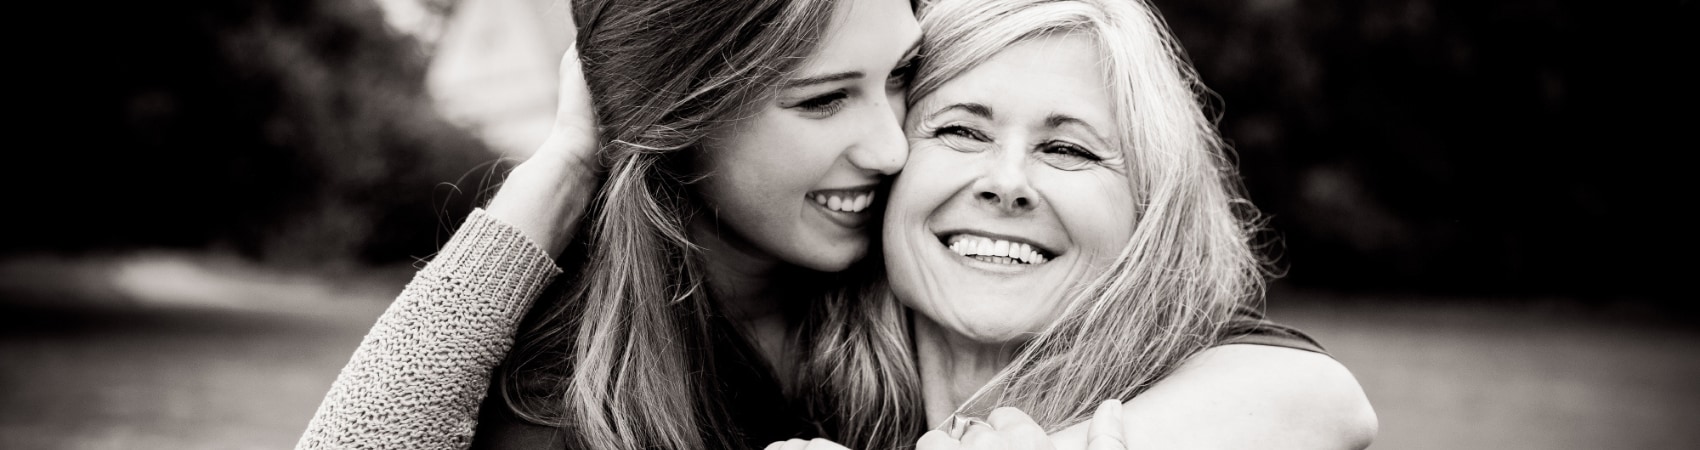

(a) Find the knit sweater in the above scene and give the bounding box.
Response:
[297,209,561,450]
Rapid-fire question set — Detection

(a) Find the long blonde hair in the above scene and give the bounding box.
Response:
[898,0,1269,429]
[500,0,835,449]
[500,0,922,449]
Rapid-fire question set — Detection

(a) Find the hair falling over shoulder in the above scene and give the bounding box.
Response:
[492,0,918,449]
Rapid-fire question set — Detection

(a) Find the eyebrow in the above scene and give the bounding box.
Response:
[928,102,994,121]
[782,37,924,90]
[1046,114,1111,142]
[781,71,864,89]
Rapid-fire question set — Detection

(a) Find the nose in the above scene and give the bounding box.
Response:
[971,146,1040,215]
[844,91,909,175]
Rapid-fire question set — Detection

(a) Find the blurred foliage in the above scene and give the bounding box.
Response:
[8,0,1695,301]
[1152,0,1697,301]
[11,0,503,269]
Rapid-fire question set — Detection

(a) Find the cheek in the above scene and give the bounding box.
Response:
[885,144,960,227]
[704,113,832,202]
[883,145,961,290]
[1045,171,1138,263]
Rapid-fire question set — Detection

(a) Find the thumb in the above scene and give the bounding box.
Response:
[534,40,602,172]
[552,41,597,138]
[1087,399,1128,450]
[917,430,961,450]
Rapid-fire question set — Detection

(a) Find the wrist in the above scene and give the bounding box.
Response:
[485,153,599,257]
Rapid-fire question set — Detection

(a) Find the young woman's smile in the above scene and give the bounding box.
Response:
[696,0,921,273]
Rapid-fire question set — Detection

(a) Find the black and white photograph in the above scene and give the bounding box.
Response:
[3,0,1695,448]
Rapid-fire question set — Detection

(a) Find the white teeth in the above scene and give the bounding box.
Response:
[810,191,876,213]
[945,234,1050,265]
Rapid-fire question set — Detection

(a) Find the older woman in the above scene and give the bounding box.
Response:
[870,0,1377,448]
[303,0,1373,449]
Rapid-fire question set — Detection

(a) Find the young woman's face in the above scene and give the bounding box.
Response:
[885,34,1138,343]
[696,0,922,273]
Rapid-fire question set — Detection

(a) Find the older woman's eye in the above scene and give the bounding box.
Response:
[1038,141,1101,169]
[793,91,849,117]
[935,125,988,141]
[933,125,992,152]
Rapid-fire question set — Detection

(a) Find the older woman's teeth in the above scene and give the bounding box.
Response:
[811,192,875,213]
[946,235,1049,265]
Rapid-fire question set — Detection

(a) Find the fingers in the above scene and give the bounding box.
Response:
[987,407,1051,449]
[553,42,595,127]
[1087,399,1128,450]
[958,426,1005,450]
[917,430,961,450]
[548,41,599,155]
[765,438,850,450]
[987,407,1044,432]
[931,409,1055,450]
[805,438,851,450]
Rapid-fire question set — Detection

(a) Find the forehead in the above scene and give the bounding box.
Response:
[800,0,920,72]
[925,33,1115,130]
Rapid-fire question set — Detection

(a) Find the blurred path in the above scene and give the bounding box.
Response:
[1,254,1695,449]
[1269,291,1700,450]
[0,253,396,450]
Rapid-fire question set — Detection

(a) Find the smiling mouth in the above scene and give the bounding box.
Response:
[939,233,1057,265]
[808,189,877,214]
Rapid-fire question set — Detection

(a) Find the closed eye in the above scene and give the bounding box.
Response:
[936,124,989,142]
[1041,141,1100,161]
[1036,140,1103,170]
[793,90,849,117]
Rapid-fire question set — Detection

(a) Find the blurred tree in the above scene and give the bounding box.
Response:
[10,0,503,269]
[1152,0,1697,301]
[9,0,1692,303]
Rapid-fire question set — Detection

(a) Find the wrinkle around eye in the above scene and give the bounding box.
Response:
[937,132,990,153]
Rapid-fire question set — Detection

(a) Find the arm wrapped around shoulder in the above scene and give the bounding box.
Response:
[1050,344,1378,450]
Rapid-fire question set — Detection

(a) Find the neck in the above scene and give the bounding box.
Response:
[689,216,785,320]
[913,313,1021,427]
[688,215,799,381]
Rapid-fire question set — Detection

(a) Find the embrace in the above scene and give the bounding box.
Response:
[299,0,1377,448]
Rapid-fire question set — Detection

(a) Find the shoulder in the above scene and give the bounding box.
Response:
[1167,344,1379,449]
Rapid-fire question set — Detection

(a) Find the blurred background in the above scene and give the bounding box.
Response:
[2,0,1695,448]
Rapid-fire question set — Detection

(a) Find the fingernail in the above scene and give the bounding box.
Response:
[1100,399,1121,418]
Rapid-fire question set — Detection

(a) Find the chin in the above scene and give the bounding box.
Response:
[952,314,1042,344]
[793,244,868,273]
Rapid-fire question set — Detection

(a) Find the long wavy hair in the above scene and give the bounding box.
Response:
[886,0,1269,430]
[498,0,919,449]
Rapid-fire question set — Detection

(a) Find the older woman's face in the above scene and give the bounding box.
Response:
[884,33,1137,343]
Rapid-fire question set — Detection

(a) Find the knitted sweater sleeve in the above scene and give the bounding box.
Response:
[297,208,563,450]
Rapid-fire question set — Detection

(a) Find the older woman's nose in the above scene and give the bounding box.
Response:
[972,158,1039,215]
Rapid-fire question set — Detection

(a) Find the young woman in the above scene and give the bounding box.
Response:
[298,0,1369,449]
[302,0,922,448]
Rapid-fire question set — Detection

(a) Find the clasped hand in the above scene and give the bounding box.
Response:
[765,401,1127,450]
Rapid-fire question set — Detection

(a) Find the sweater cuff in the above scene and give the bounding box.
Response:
[428,208,564,317]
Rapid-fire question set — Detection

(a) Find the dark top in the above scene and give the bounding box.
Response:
[1220,303,1327,354]
[469,305,1323,449]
